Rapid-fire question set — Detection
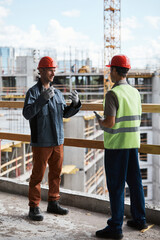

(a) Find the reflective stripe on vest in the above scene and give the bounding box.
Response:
[104,84,141,149]
[115,115,141,123]
[104,126,140,134]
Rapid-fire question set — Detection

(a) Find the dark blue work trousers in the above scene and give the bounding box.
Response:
[105,148,146,233]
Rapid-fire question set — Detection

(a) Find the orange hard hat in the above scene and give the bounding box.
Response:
[38,56,57,69]
[106,54,131,69]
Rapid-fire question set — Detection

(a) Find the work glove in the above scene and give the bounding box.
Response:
[41,86,55,101]
[69,90,79,106]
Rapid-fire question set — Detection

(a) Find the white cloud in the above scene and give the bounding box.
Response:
[46,19,89,48]
[145,16,160,29]
[122,16,141,29]
[0,23,43,48]
[120,16,160,68]
[150,38,160,55]
[61,9,80,17]
[44,19,102,65]
[121,27,135,41]
[0,0,12,5]
[0,17,103,66]
[122,36,160,69]
[0,18,89,49]
[121,16,141,42]
[0,5,9,18]
[0,17,98,51]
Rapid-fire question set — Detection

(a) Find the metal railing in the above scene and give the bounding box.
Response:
[0,101,160,179]
[0,101,159,152]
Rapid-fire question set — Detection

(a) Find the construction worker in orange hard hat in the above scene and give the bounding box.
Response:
[38,56,57,69]
[23,56,81,221]
[106,54,131,69]
[94,54,147,239]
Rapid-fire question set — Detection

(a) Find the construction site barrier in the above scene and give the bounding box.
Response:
[0,101,160,112]
[0,101,159,155]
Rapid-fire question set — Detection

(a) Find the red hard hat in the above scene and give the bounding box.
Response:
[38,56,57,69]
[106,55,131,69]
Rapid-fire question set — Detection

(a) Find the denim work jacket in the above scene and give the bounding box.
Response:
[23,80,81,147]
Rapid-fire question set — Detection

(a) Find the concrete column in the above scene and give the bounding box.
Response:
[69,75,72,92]
[152,71,160,204]
[21,143,26,175]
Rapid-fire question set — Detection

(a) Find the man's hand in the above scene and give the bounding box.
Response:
[94,111,103,129]
[69,90,79,106]
[94,111,102,121]
[97,115,116,130]
[41,86,55,101]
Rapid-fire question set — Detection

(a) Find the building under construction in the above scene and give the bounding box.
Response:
[0,47,160,206]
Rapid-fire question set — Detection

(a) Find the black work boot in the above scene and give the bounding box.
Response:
[29,206,44,221]
[127,219,148,230]
[96,226,123,239]
[47,201,69,215]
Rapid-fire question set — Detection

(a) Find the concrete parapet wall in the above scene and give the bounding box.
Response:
[0,177,159,225]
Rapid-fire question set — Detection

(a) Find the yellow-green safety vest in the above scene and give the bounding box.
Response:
[104,84,141,149]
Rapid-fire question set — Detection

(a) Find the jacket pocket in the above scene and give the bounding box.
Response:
[39,104,49,116]
[55,96,65,111]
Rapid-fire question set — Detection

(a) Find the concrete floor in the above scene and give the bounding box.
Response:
[0,191,160,240]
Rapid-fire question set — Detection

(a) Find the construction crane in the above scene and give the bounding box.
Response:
[104,0,121,92]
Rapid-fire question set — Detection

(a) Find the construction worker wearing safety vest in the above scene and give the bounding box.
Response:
[95,55,147,239]
[23,56,81,221]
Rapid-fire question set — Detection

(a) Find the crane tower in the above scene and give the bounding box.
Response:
[104,0,121,91]
[104,0,121,65]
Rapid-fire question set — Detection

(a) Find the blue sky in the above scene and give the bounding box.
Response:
[0,0,160,69]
